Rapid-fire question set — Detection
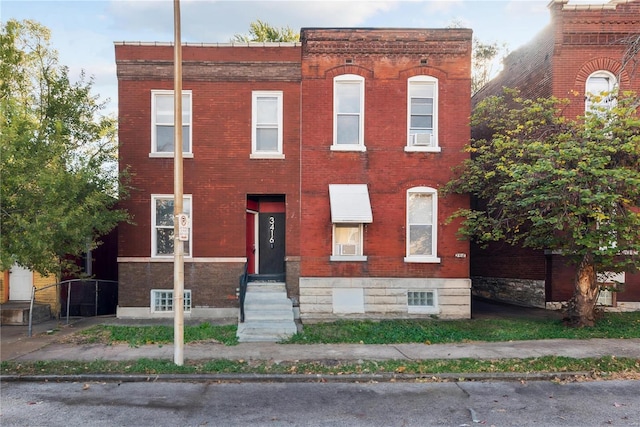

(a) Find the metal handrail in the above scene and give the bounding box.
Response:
[28,279,118,337]
[238,262,249,323]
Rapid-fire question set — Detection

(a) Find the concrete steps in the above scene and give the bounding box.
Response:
[0,302,51,325]
[237,282,297,342]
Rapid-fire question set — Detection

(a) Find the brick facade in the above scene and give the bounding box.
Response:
[471,0,640,309]
[298,28,471,320]
[116,29,472,320]
[116,43,301,316]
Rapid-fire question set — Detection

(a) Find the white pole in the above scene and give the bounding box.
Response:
[173,0,185,366]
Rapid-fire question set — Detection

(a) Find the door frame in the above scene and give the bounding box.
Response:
[246,195,286,279]
[246,209,259,274]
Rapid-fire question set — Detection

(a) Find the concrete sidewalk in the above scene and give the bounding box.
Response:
[2,316,640,363]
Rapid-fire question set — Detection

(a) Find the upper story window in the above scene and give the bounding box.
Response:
[406,76,440,152]
[251,91,284,159]
[151,90,192,157]
[585,71,617,114]
[333,74,365,152]
[404,186,440,263]
[152,194,192,258]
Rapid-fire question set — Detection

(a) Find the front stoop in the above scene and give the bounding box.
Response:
[237,282,297,342]
[0,302,52,325]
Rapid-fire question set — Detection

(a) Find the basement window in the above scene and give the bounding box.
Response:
[151,289,192,313]
[407,290,438,314]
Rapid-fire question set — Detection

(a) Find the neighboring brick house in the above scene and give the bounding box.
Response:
[298,29,472,320]
[115,27,472,320]
[471,0,640,310]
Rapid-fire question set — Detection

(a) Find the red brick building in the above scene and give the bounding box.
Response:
[115,28,472,321]
[298,29,472,320]
[471,0,640,310]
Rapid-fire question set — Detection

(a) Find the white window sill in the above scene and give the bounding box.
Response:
[404,256,441,264]
[330,255,368,262]
[404,146,441,153]
[250,153,285,159]
[331,145,367,152]
[149,152,194,159]
[150,256,193,261]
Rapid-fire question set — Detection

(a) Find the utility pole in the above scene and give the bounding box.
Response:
[173,0,185,366]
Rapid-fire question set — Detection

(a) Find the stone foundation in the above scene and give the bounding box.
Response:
[472,276,545,308]
[299,277,471,322]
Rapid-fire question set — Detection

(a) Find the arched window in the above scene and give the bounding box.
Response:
[585,71,617,113]
[406,76,440,152]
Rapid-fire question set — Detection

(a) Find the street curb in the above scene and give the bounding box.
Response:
[0,371,595,383]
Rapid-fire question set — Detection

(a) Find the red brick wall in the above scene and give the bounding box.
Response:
[470,242,547,280]
[116,44,302,305]
[299,29,472,279]
[549,0,640,119]
[116,44,301,259]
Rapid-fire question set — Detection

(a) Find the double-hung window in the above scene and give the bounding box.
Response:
[333,74,365,151]
[251,91,284,159]
[405,187,440,263]
[152,195,192,257]
[585,71,617,114]
[406,76,439,152]
[151,90,192,157]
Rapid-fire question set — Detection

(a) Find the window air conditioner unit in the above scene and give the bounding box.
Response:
[410,133,432,146]
[338,244,357,256]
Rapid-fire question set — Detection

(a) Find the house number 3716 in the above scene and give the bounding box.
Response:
[269,216,275,248]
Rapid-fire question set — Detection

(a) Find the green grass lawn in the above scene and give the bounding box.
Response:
[285,312,640,344]
[66,311,640,347]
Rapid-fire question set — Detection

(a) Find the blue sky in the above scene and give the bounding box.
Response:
[1,0,607,116]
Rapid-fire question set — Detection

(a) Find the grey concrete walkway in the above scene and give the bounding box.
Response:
[2,314,640,364]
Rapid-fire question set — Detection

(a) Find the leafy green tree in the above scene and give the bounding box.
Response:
[1,19,128,277]
[232,19,299,43]
[445,88,640,327]
[472,39,508,95]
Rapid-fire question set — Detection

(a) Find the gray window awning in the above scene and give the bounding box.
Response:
[329,184,373,223]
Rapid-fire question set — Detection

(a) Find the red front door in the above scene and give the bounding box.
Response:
[246,211,256,274]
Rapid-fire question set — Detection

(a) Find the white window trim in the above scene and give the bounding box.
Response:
[332,74,366,152]
[150,289,192,313]
[330,223,367,262]
[250,91,285,159]
[151,194,193,258]
[585,70,617,114]
[150,90,193,158]
[404,186,441,263]
[405,76,440,153]
[407,290,439,314]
